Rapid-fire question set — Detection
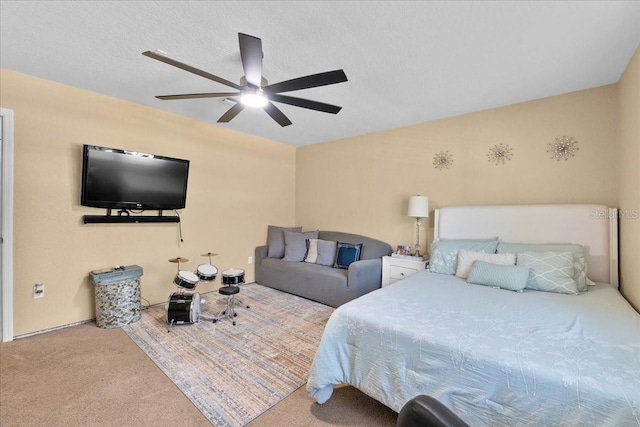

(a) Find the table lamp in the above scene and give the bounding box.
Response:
[407,196,429,257]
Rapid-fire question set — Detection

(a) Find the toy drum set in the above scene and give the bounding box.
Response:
[166,252,247,330]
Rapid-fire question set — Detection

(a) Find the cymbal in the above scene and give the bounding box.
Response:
[168,257,188,263]
[201,252,218,257]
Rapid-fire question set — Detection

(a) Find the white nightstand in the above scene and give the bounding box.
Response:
[382,256,427,287]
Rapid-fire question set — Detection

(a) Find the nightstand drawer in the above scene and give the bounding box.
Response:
[389,265,420,280]
[382,256,427,287]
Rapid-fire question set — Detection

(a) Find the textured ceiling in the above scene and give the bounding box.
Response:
[1,1,639,147]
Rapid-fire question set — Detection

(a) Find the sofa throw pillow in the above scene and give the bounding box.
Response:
[498,242,593,291]
[267,225,302,258]
[467,261,530,292]
[304,239,319,263]
[429,238,499,275]
[333,242,364,269]
[455,249,516,279]
[283,230,319,262]
[316,240,338,266]
[516,251,579,295]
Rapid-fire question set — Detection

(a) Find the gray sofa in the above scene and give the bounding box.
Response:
[255,231,392,307]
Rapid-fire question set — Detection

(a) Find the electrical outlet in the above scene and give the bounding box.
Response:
[34,283,44,299]
[248,256,253,264]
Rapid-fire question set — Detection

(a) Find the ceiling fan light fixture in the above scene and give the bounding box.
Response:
[240,89,268,108]
[144,32,347,127]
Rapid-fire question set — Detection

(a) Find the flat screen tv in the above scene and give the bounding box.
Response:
[81,145,189,211]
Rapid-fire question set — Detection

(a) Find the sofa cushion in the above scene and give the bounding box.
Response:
[259,258,348,303]
[316,240,338,266]
[267,225,302,258]
[334,242,363,269]
[283,230,319,262]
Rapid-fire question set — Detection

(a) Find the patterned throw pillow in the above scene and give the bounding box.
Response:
[516,251,579,295]
[498,243,593,291]
[455,250,516,279]
[429,238,499,275]
[467,260,530,292]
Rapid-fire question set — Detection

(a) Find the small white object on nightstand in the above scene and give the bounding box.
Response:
[382,256,427,287]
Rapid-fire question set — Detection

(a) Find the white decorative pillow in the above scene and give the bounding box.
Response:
[304,239,318,263]
[455,250,516,279]
[429,238,499,275]
[517,251,579,295]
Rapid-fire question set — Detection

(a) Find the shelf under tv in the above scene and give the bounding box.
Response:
[83,215,180,224]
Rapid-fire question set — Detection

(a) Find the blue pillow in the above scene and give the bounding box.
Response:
[516,251,578,295]
[467,260,530,292]
[429,238,499,275]
[497,242,592,292]
[333,242,363,269]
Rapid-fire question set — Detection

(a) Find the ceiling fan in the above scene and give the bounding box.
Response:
[142,33,348,127]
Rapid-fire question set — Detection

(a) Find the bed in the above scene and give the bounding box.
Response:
[307,204,640,426]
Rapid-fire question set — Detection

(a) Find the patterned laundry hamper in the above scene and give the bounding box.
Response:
[90,265,143,328]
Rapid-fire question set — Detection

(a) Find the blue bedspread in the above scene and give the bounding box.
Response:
[307,271,640,426]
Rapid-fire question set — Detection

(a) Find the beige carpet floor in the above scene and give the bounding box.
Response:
[1,290,397,427]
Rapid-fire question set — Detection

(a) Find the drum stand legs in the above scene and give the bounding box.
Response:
[230,295,250,310]
[212,294,238,326]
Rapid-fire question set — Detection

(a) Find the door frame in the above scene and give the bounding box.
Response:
[1,108,14,342]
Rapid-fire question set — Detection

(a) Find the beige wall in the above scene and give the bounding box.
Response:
[297,85,618,255]
[616,46,640,311]
[1,69,296,336]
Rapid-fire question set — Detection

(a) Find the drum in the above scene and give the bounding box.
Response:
[166,292,200,324]
[173,270,199,290]
[196,264,218,282]
[222,268,245,285]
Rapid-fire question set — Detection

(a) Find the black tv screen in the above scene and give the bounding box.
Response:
[81,145,189,211]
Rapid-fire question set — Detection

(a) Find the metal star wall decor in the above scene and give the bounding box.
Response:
[487,143,513,165]
[547,135,579,161]
[433,151,454,170]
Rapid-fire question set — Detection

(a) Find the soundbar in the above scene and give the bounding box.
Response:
[83,215,180,224]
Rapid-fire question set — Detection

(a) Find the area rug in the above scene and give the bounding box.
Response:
[122,283,334,426]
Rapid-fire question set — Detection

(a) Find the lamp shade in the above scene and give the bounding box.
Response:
[407,196,429,218]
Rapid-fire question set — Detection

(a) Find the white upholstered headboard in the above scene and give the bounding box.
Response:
[434,204,618,287]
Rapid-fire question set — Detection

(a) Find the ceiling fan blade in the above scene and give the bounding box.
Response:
[217,102,246,123]
[238,33,263,87]
[263,102,293,127]
[264,70,347,94]
[156,92,240,100]
[142,51,242,90]
[269,94,342,114]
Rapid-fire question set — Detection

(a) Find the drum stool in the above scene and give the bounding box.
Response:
[212,285,240,326]
[221,268,250,311]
